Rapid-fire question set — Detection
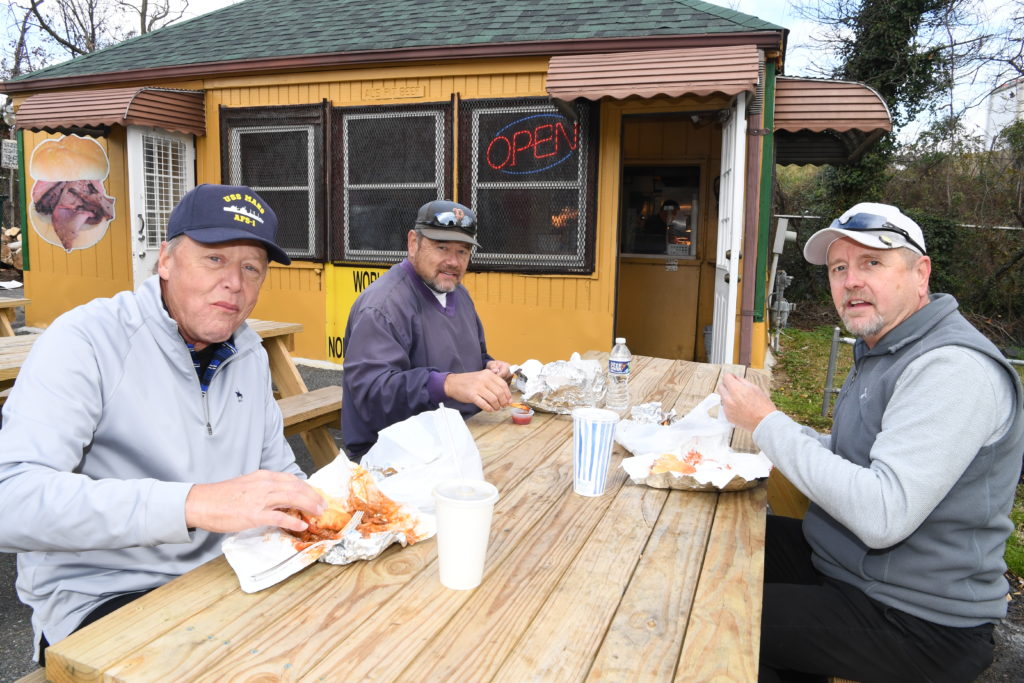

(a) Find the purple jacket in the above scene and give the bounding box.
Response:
[342,260,493,457]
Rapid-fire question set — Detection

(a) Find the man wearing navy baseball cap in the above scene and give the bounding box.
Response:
[0,184,325,667]
[342,199,513,459]
[718,202,1024,682]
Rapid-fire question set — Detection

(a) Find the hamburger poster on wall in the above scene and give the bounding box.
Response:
[28,135,116,252]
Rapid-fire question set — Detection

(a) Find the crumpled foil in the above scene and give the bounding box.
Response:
[630,402,678,425]
[512,353,606,414]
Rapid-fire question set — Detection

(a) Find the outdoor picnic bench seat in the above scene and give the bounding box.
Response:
[14,667,47,682]
[277,384,342,438]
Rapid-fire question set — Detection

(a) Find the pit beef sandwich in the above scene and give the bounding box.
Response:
[283,467,421,550]
[29,135,116,251]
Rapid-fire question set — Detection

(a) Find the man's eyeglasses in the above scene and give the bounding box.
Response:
[831,212,927,255]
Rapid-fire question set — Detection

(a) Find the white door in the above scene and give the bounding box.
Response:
[127,127,195,288]
[710,92,747,364]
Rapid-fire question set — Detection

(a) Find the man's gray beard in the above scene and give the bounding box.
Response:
[841,310,885,340]
[423,277,456,294]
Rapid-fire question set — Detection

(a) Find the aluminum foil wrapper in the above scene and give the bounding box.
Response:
[630,402,678,425]
[512,353,606,414]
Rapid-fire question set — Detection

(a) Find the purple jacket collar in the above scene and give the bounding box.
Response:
[400,259,459,317]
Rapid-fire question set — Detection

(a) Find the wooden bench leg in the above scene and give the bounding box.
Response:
[302,427,342,469]
[0,310,15,337]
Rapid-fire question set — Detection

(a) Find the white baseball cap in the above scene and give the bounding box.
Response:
[803,202,926,265]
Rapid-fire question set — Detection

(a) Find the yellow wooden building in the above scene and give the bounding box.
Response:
[1,0,891,367]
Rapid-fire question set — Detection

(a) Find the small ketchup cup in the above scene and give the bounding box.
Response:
[510,406,534,425]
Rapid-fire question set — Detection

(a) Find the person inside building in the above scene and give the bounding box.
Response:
[718,202,1024,682]
[633,198,679,253]
[0,184,326,666]
[342,199,513,459]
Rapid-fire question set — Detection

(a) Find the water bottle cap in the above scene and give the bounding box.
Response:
[615,337,626,344]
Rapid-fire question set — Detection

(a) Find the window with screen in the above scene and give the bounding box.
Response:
[141,132,190,247]
[332,103,452,263]
[220,103,327,260]
[458,97,597,274]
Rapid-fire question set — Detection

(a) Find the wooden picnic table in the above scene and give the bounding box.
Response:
[0,296,29,337]
[1,320,340,470]
[43,354,770,682]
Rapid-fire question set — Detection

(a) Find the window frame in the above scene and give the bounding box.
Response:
[219,103,328,261]
[457,96,598,275]
[330,101,453,264]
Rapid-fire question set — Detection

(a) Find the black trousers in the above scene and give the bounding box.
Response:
[760,515,996,683]
[37,589,152,668]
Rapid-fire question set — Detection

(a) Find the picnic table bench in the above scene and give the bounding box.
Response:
[0,296,28,337]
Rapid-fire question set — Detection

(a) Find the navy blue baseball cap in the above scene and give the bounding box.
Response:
[414,200,479,247]
[166,184,291,265]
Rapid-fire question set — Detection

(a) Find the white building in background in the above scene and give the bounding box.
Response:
[983,77,1024,147]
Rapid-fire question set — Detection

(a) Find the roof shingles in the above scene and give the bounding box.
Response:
[10,0,782,84]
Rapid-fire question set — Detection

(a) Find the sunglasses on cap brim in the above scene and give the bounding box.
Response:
[427,211,475,229]
[831,212,927,255]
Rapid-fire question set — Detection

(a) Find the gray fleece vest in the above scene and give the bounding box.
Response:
[805,293,1024,626]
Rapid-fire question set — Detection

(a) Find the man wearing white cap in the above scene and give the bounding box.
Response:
[719,202,1024,682]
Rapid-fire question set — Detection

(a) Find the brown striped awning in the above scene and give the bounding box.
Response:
[546,45,760,100]
[774,77,892,165]
[14,87,205,136]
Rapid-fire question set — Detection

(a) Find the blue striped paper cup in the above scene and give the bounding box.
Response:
[571,407,620,497]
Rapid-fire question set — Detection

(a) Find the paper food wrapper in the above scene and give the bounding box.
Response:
[621,439,773,491]
[222,457,435,593]
[617,393,772,491]
[615,393,734,456]
[512,353,606,414]
[360,405,484,513]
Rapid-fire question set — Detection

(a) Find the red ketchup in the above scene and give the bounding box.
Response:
[511,407,534,425]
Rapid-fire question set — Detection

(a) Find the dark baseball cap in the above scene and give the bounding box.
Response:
[166,184,291,265]
[414,200,479,247]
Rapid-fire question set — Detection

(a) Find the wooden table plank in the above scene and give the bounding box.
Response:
[493,482,673,681]
[590,491,720,680]
[46,558,241,683]
[675,485,766,681]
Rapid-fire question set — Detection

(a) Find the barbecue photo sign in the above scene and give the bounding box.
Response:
[28,134,116,252]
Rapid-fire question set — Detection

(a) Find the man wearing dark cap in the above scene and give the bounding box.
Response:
[718,203,1024,682]
[342,199,512,459]
[0,184,326,666]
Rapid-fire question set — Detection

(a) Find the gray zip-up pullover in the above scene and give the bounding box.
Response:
[754,294,1024,626]
[0,275,302,657]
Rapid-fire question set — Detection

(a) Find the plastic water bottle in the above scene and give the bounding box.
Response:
[606,337,632,412]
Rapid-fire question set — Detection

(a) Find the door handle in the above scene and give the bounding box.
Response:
[137,214,145,242]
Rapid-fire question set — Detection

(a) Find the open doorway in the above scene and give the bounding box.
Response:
[615,163,708,361]
[619,165,700,258]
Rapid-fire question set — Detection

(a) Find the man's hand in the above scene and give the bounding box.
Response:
[444,369,512,411]
[485,359,513,381]
[718,372,777,433]
[184,470,326,534]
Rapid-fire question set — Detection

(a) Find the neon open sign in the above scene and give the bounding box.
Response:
[485,114,579,174]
